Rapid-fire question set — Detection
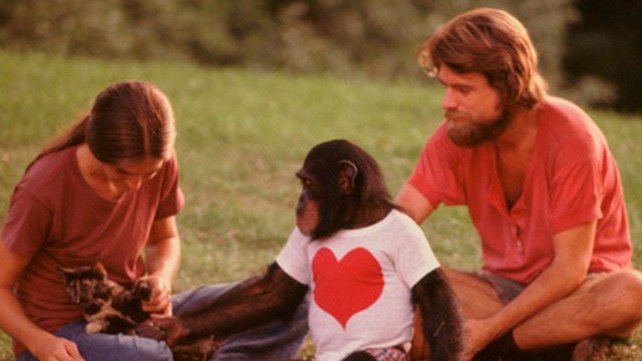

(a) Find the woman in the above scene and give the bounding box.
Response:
[0,81,306,361]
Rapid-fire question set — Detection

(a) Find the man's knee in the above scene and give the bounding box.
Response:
[589,270,642,337]
[602,270,642,315]
[613,270,642,324]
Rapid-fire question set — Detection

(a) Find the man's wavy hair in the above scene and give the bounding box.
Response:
[419,8,547,109]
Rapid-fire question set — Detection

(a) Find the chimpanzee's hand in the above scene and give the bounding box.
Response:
[136,317,189,346]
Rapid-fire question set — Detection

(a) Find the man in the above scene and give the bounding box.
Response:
[395,8,642,361]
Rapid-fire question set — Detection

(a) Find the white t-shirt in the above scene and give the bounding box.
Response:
[276,209,440,361]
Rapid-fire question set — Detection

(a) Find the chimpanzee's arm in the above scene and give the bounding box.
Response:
[151,262,307,344]
[411,267,462,361]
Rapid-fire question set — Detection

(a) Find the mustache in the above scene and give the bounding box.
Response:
[445,111,469,121]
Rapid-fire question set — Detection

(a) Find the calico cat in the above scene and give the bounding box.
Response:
[60,262,152,334]
[61,263,217,361]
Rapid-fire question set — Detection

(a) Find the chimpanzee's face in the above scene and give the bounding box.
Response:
[295,168,319,236]
[293,140,366,240]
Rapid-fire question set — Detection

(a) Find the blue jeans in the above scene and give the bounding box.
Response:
[17,283,309,361]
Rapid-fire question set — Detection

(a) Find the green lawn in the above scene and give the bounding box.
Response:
[0,51,640,360]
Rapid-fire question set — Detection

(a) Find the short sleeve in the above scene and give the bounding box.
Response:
[276,227,312,285]
[394,217,440,288]
[549,158,602,233]
[1,184,52,257]
[154,155,185,220]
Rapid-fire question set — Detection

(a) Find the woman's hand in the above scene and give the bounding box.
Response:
[138,274,172,317]
[31,333,84,361]
[143,216,181,317]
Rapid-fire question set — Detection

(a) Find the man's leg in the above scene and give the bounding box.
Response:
[441,268,642,360]
[172,284,309,361]
[441,267,505,319]
[411,268,514,359]
[514,269,642,350]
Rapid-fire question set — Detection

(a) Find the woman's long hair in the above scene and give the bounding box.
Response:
[34,80,176,166]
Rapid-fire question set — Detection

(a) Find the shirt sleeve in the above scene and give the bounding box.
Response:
[394,217,440,288]
[549,157,602,233]
[407,123,467,208]
[154,155,185,220]
[275,227,312,285]
[1,183,52,257]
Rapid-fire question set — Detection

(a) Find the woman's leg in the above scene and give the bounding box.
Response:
[172,284,309,361]
[18,321,174,361]
[18,283,309,361]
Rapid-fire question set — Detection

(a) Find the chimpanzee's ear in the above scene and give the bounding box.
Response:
[338,160,358,195]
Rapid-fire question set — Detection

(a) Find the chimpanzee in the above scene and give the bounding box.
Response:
[139,139,462,361]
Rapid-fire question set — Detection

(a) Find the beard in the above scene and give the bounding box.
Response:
[445,107,512,147]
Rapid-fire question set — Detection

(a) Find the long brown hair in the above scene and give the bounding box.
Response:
[418,8,547,109]
[36,80,176,165]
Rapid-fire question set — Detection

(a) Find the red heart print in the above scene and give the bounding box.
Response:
[312,247,384,329]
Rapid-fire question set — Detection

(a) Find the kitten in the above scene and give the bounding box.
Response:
[60,262,152,334]
[61,263,217,361]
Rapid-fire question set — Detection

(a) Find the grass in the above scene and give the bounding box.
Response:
[0,50,641,360]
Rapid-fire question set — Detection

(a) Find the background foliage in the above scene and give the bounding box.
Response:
[1,0,640,111]
[564,0,642,113]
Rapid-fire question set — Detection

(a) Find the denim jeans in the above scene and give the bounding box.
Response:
[17,283,309,361]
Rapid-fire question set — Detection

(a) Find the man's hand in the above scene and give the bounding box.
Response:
[460,317,502,361]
